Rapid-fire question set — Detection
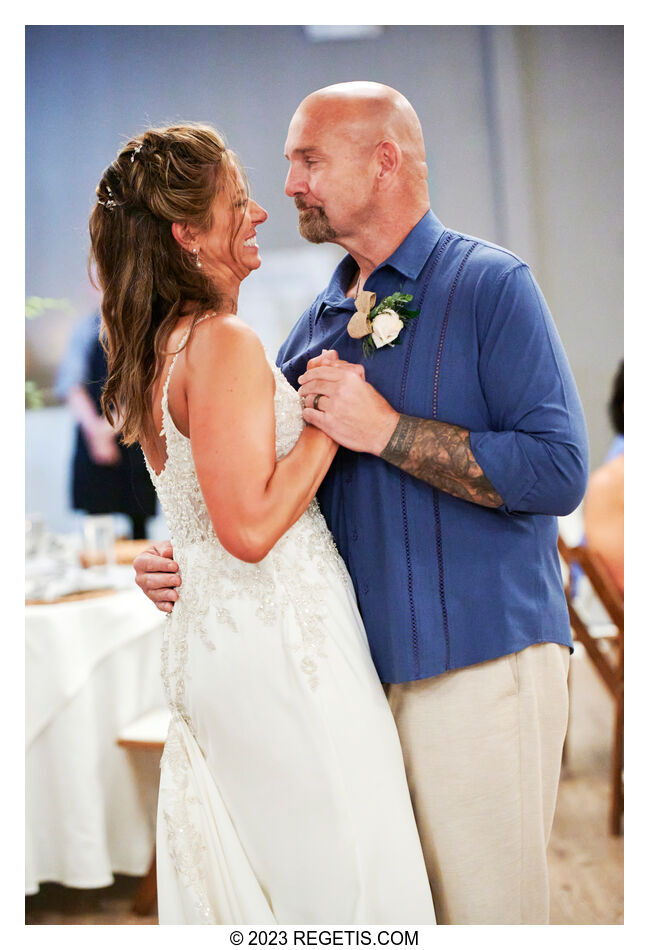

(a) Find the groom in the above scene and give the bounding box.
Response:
[134,82,588,924]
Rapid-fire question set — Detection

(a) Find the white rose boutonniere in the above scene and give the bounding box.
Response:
[346,290,420,358]
[371,308,404,348]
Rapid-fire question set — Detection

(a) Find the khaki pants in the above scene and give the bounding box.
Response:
[385,642,570,924]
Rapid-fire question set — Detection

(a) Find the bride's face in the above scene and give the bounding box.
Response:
[199,171,268,283]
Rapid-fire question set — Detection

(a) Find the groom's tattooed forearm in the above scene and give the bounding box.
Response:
[380,414,503,508]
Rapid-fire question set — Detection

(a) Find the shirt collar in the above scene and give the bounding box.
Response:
[317,210,445,317]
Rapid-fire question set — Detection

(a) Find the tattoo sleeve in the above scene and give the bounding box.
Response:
[380,414,503,508]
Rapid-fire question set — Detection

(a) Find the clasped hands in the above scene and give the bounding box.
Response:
[133,350,401,613]
[298,350,398,456]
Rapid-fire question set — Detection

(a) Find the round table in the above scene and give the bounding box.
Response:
[26,585,166,895]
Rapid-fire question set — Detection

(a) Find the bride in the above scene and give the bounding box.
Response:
[89,124,435,925]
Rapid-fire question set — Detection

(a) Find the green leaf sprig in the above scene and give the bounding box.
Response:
[361,292,419,359]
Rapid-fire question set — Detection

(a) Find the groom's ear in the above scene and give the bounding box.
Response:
[375,140,402,186]
[171,221,198,252]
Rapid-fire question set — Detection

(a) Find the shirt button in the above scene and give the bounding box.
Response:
[362,583,370,595]
[351,528,358,542]
[344,474,353,485]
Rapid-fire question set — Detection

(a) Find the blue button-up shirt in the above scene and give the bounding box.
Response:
[277,211,588,684]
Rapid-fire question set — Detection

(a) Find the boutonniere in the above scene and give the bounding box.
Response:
[347,290,419,358]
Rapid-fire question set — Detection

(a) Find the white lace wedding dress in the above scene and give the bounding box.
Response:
[145,318,436,924]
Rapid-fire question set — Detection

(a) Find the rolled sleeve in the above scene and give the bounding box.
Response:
[54,313,100,401]
[469,264,588,516]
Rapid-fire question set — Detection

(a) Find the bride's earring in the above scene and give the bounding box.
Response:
[193,247,202,269]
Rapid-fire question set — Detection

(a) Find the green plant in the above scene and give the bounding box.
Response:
[25,380,44,409]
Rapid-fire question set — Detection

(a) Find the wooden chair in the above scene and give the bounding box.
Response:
[558,536,624,835]
[116,707,170,915]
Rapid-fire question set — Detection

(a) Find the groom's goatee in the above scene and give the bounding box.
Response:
[294,200,337,244]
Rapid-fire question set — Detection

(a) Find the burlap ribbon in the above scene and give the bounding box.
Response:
[347,290,376,339]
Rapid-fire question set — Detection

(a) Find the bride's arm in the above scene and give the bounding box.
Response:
[185,315,337,563]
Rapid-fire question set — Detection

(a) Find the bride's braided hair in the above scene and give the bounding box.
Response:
[89,124,249,446]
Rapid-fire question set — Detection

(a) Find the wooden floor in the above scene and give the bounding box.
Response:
[25,646,623,925]
[548,644,624,924]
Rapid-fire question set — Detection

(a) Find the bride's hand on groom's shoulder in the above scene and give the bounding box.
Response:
[133,540,181,613]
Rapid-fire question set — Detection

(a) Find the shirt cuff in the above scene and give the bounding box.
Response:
[469,430,538,514]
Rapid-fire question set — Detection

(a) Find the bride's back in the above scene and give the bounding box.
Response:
[142,314,213,478]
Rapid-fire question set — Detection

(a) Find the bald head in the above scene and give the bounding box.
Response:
[284,81,430,255]
[294,81,427,183]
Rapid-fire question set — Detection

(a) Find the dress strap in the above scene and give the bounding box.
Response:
[159,312,216,435]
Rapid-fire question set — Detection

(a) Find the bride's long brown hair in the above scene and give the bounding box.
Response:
[88,123,248,446]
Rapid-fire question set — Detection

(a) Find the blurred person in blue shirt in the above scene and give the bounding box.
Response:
[134,82,589,924]
[56,311,157,538]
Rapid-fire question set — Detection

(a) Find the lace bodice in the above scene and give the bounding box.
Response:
[143,316,348,701]
[145,317,308,549]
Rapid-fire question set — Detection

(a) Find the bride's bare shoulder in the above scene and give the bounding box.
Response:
[187,313,265,362]
[190,312,264,357]
[185,313,270,387]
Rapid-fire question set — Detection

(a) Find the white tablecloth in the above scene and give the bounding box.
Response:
[26,587,167,894]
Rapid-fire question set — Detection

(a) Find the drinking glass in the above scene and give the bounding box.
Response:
[81,515,116,569]
[25,513,45,558]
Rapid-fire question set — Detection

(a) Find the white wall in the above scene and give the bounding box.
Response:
[516,26,623,464]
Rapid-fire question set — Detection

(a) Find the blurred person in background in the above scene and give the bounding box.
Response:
[56,311,157,539]
[583,361,624,591]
